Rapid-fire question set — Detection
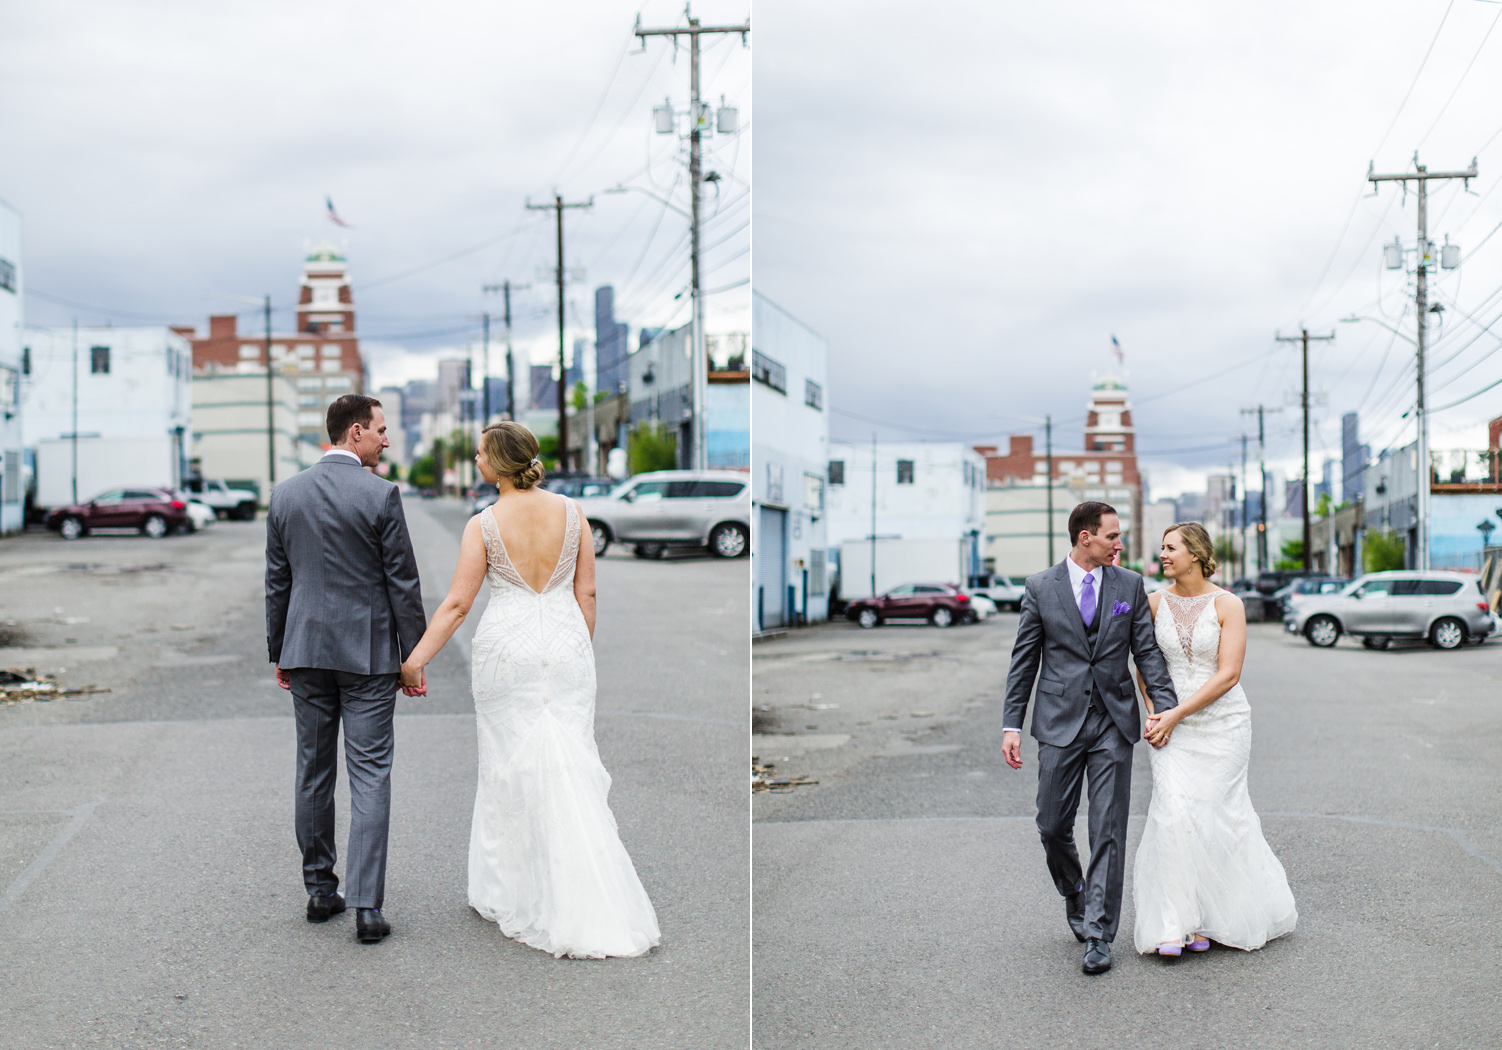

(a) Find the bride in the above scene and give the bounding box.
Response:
[1132,521,1296,957]
[399,421,660,959]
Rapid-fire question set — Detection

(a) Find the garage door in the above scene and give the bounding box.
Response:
[757,506,787,630]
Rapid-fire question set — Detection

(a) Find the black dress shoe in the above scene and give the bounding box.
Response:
[356,908,391,943]
[1083,937,1111,975]
[306,891,346,923]
[1064,892,1086,943]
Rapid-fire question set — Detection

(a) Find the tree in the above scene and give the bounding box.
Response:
[570,380,590,412]
[408,452,436,491]
[1364,530,1406,573]
[628,422,678,474]
[537,434,560,469]
[1274,538,1304,571]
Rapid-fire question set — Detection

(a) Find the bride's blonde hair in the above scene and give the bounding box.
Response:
[1164,521,1217,579]
[481,422,546,490]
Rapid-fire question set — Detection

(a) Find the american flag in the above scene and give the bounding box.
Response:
[326,196,354,228]
[1110,334,1124,365]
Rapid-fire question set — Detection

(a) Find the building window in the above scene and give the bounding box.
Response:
[297,377,323,391]
[90,346,110,374]
[752,350,786,393]
[804,378,823,410]
[321,360,341,374]
[0,258,14,293]
[897,459,915,484]
[804,471,824,511]
[321,344,341,358]
[828,460,845,485]
[21,346,29,375]
[239,344,260,359]
[299,394,321,408]
[325,375,353,391]
[0,364,14,407]
[296,344,316,358]
[766,461,785,503]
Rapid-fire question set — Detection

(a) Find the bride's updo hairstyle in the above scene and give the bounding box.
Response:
[481,421,546,490]
[1165,521,1217,579]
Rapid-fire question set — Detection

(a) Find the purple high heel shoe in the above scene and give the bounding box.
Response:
[1187,934,1210,952]
[1156,942,1183,957]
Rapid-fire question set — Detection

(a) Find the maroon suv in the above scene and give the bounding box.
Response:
[46,488,190,540]
[844,583,975,629]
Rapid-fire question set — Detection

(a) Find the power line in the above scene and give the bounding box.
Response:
[1416,4,1502,150]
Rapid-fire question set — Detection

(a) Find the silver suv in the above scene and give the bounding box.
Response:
[1286,570,1493,650]
[578,470,750,559]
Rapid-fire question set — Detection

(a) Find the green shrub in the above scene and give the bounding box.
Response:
[628,423,678,474]
[1364,530,1406,573]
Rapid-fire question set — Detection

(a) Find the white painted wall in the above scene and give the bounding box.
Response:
[191,373,301,499]
[827,440,987,597]
[0,198,22,532]
[752,293,830,625]
[22,325,192,509]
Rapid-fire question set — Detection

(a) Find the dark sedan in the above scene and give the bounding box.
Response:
[844,583,975,629]
[46,488,191,540]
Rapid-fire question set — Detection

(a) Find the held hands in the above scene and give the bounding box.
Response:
[1144,709,1178,748]
[399,661,427,697]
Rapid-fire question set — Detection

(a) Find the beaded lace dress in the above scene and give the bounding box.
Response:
[468,501,660,959]
[1132,589,1297,953]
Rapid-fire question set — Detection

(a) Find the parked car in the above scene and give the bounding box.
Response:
[577,470,750,559]
[1271,575,1349,618]
[185,478,258,520]
[45,488,191,540]
[543,475,616,499]
[1285,571,1493,650]
[470,482,499,514]
[970,578,1023,612]
[968,593,999,619]
[845,583,976,628]
[173,492,216,533]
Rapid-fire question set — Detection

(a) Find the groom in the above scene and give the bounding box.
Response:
[266,394,427,944]
[1002,501,1178,974]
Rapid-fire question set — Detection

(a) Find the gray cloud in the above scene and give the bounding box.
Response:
[1,0,748,386]
[753,0,1502,497]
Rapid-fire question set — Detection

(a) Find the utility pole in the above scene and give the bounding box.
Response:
[525,195,592,471]
[264,295,275,490]
[484,280,530,421]
[1275,329,1334,571]
[71,319,78,505]
[1240,405,1282,573]
[1368,155,1476,571]
[1240,433,1249,581]
[1045,414,1055,565]
[480,311,491,427]
[635,8,750,472]
[870,433,878,599]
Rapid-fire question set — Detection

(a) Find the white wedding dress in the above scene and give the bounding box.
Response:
[467,501,660,959]
[1132,590,1297,954]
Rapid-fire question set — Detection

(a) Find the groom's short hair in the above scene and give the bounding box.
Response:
[327,394,382,444]
[1068,501,1117,546]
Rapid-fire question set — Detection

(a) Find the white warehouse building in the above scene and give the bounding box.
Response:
[21,326,193,508]
[826,440,987,600]
[751,293,830,631]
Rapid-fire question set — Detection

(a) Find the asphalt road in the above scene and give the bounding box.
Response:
[0,499,749,1049]
[752,610,1502,1050]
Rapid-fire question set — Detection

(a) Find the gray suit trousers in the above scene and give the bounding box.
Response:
[289,668,398,910]
[1034,701,1134,942]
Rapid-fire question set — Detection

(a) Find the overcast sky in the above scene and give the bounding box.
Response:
[754,0,1502,501]
[1,0,748,391]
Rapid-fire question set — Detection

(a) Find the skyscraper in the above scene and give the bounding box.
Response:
[595,286,630,395]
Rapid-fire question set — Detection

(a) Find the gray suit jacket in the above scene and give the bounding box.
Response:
[265,457,427,675]
[1003,561,1179,746]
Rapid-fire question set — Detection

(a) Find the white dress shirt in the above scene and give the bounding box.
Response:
[1004,555,1104,735]
[322,448,362,465]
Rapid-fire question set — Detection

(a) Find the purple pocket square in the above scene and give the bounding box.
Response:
[1112,600,1132,616]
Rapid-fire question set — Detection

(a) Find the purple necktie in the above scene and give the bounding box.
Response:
[1079,572,1096,625]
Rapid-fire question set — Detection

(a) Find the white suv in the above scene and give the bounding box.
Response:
[578,470,750,559]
